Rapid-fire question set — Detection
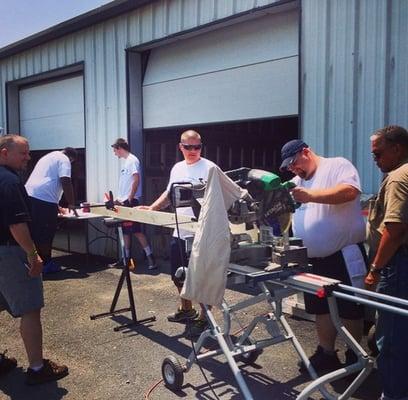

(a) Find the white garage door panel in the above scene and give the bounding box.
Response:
[143,56,298,128]
[19,75,84,150]
[143,9,299,128]
[144,10,299,85]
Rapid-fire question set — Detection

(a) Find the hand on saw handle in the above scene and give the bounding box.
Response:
[290,186,314,204]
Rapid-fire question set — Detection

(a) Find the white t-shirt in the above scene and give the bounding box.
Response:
[117,153,142,202]
[166,157,216,239]
[25,151,71,204]
[292,157,365,258]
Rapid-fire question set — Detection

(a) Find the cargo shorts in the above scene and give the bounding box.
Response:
[0,245,44,318]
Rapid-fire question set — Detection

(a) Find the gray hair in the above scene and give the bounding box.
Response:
[0,134,28,151]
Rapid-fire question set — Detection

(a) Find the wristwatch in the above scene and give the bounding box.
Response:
[369,264,381,274]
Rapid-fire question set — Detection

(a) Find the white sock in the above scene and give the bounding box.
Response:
[144,246,152,256]
[30,363,44,371]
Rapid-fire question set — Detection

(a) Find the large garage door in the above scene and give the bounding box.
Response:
[19,75,85,150]
[143,9,298,129]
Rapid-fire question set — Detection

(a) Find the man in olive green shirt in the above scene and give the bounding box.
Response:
[365,125,408,400]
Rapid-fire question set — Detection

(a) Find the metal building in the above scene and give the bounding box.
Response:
[0,0,406,203]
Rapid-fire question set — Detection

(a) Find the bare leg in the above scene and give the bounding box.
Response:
[176,286,193,311]
[20,309,43,368]
[134,232,148,249]
[343,318,363,344]
[199,303,210,320]
[123,234,131,258]
[316,313,337,351]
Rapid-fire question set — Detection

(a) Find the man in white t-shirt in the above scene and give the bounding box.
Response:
[25,148,77,273]
[110,138,156,270]
[280,139,367,375]
[138,130,216,338]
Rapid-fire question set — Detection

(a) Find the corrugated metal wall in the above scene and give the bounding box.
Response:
[0,0,283,201]
[301,0,408,194]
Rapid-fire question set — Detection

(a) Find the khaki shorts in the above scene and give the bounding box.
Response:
[0,245,44,317]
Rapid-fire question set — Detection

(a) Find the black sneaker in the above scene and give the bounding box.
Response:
[299,345,342,374]
[342,348,360,381]
[0,350,17,377]
[108,260,123,269]
[184,319,209,339]
[26,359,69,385]
[167,307,198,323]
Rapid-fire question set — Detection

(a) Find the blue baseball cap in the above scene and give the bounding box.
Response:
[280,139,309,171]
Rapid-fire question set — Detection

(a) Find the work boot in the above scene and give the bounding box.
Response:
[298,345,342,374]
[26,359,68,385]
[344,348,358,366]
[147,254,157,270]
[342,348,360,381]
[167,307,198,323]
[0,350,17,377]
[184,318,209,339]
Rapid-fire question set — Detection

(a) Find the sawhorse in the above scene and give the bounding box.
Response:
[90,218,156,331]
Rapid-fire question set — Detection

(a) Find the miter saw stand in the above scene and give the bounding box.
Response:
[161,230,377,400]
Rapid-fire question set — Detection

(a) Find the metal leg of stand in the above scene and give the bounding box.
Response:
[90,224,156,330]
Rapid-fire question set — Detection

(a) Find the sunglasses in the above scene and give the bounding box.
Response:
[181,143,202,151]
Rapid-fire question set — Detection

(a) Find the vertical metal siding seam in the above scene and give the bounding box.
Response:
[196,0,201,26]
[323,0,331,155]
[351,0,359,166]
[383,0,391,126]
[164,0,170,37]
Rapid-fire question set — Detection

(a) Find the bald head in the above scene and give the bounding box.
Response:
[0,134,30,170]
[0,134,28,151]
[180,130,201,142]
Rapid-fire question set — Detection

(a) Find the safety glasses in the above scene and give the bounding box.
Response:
[180,143,202,151]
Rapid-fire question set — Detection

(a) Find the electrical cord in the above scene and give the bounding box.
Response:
[143,314,264,399]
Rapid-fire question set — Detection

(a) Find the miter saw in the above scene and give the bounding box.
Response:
[169,167,308,276]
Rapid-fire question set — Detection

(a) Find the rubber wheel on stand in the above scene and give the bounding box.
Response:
[162,355,184,391]
[236,338,263,365]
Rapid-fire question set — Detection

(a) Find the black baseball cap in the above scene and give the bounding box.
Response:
[280,139,309,171]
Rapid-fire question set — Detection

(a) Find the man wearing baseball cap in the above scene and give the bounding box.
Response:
[280,139,367,375]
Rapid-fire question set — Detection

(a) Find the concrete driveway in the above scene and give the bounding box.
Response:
[0,253,381,400]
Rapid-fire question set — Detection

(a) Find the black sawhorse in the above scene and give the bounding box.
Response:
[90,218,156,331]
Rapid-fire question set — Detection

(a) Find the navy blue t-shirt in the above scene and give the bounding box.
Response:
[0,165,32,245]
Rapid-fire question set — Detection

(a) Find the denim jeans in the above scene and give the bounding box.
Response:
[376,247,408,400]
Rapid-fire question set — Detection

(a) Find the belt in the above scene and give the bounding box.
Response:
[0,240,17,246]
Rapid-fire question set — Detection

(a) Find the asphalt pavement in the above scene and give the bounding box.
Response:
[0,253,382,400]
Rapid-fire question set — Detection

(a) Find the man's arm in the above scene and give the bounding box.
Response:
[138,190,170,211]
[60,177,75,208]
[128,173,139,203]
[9,223,43,277]
[291,184,359,204]
[365,222,408,287]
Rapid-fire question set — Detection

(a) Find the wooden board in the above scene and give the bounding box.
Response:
[91,206,259,239]
[91,206,199,233]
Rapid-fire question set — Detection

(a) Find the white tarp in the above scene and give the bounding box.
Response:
[181,166,245,306]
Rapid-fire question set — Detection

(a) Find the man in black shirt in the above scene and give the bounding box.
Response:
[0,134,68,385]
